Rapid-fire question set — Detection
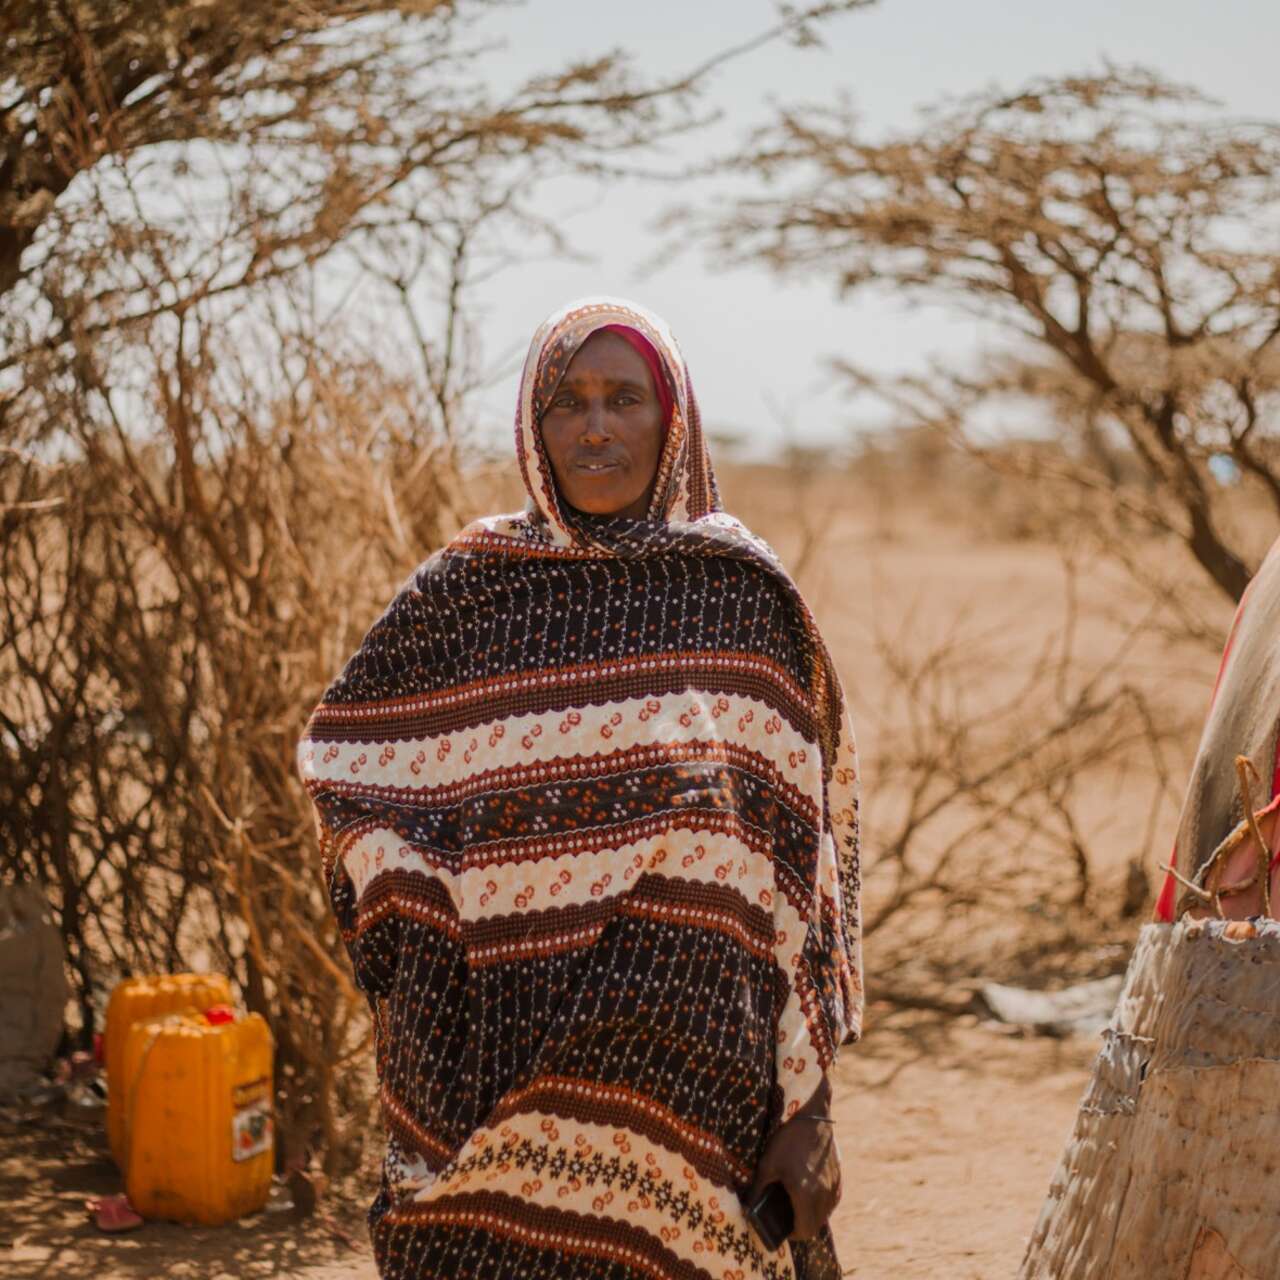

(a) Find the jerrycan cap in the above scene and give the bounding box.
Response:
[202,1004,236,1026]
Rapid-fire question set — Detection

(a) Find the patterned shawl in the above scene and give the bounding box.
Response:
[300,297,862,1280]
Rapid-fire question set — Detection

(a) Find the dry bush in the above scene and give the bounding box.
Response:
[846,427,1075,544]
[0,310,507,1165]
[0,0,872,1170]
[727,448,1204,1013]
[858,584,1186,1000]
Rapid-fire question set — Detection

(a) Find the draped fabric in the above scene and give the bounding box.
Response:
[299,297,863,1279]
[1155,537,1280,921]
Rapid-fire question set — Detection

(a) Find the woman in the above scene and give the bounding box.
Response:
[300,297,863,1280]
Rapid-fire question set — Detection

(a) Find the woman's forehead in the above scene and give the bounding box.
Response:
[558,331,654,385]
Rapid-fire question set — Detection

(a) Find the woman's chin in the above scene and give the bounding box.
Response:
[565,490,642,518]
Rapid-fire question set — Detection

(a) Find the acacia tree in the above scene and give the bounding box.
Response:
[0,0,730,304]
[3,1,449,300]
[696,70,1280,604]
[1,0,703,428]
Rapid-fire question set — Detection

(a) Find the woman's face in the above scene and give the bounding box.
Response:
[539,331,666,520]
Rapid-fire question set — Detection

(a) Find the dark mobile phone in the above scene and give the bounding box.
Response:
[744,1181,795,1252]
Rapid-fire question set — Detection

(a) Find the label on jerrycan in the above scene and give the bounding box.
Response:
[231,1077,273,1163]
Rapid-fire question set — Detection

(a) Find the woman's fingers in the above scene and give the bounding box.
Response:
[788,1168,841,1239]
[751,1117,842,1242]
[786,1164,839,1239]
[798,1123,842,1239]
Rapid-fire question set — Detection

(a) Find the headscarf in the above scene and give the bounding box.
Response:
[516,297,719,545]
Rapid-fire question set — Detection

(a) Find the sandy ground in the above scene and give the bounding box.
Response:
[830,1017,1095,1278]
[2,1014,1096,1279]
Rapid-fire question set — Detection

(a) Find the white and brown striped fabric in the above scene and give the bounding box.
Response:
[300,297,862,1280]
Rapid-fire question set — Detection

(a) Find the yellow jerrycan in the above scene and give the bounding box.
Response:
[105,973,233,1166]
[123,1008,274,1225]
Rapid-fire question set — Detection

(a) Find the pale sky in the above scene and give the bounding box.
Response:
[461,0,1280,456]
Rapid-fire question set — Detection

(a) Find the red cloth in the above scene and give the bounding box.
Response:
[600,324,675,425]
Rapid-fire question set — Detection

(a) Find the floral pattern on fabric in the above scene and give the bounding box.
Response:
[301,297,862,1279]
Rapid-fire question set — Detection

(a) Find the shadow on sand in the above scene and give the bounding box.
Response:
[1,1108,373,1280]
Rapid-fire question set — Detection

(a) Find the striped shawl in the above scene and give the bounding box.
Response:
[300,297,862,1280]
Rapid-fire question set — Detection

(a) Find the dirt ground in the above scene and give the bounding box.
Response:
[2,1013,1096,1280]
[830,1016,1096,1278]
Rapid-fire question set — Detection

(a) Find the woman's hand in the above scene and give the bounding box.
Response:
[746,1077,841,1243]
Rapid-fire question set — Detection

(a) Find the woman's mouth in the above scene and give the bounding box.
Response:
[575,459,622,473]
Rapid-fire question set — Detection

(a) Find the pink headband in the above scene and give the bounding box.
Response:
[599,324,675,425]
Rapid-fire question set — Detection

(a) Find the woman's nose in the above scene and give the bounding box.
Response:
[580,400,612,440]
